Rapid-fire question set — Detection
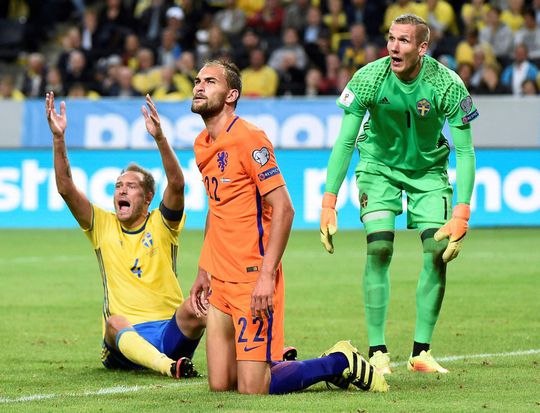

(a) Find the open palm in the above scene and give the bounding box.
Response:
[141,94,164,141]
[45,92,67,136]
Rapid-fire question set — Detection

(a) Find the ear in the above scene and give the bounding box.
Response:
[226,88,239,104]
[146,192,154,206]
[418,40,429,58]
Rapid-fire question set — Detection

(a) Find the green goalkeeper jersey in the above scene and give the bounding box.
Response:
[336,55,479,172]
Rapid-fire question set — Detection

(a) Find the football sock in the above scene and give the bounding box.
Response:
[369,345,388,358]
[364,231,394,347]
[268,354,348,394]
[162,326,201,360]
[117,328,174,376]
[414,228,447,344]
[412,341,430,357]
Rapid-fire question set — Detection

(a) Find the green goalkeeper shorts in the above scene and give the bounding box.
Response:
[355,159,453,229]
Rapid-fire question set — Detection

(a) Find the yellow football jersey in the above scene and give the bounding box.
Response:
[84,204,185,329]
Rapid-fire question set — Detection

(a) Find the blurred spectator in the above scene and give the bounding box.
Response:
[122,32,141,70]
[475,63,511,94]
[63,50,95,93]
[81,8,102,60]
[383,0,422,32]
[152,65,185,100]
[108,66,142,97]
[318,53,341,95]
[437,54,457,71]
[67,82,100,99]
[338,23,368,71]
[241,48,279,97]
[470,43,497,89]
[501,0,525,33]
[172,51,197,97]
[521,78,539,94]
[515,8,540,65]
[304,67,326,97]
[457,62,476,93]
[455,27,480,65]
[303,6,328,46]
[233,28,263,70]
[213,0,246,46]
[21,52,46,97]
[132,47,160,94]
[479,6,514,67]
[176,0,204,50]
[157,27,182,67]
[99,54,122,96]
[283,0,311,35]
[419,0,460,58]
[44,67,66,97]
[236,0,264,18]
[461,0,491,31]
[500,43,539,95]
[247,0,284,49]
[138,0,169,48]
[268,27,308,72]
[56,27,85,80]
[346,0,385,44]
[96,0,135,55]
[0,74,25,100]
[323,0,348,37]
[535,0,540,25]
[276,51,306,96]
[305,29,332,73]
[336,65,353,91]
[196,25,232,68]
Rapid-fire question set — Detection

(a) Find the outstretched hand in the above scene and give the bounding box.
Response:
[45,91,67,138]
[141,94,164,141]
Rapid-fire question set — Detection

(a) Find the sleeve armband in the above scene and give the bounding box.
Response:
[159,201,184,221]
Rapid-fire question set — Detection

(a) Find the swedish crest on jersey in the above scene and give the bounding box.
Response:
[252,147,270,167]
[416,99,431,117]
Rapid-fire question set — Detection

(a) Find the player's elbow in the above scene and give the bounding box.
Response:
[282,201,295,226]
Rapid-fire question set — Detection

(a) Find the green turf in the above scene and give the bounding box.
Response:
[0,228,539,412]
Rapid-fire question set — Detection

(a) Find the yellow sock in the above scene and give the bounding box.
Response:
[117,329,174,376]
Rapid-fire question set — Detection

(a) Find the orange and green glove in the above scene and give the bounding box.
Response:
[434,204,471,263]
[320,192,337,254]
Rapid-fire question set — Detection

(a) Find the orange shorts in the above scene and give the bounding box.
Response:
[208,267,285,362]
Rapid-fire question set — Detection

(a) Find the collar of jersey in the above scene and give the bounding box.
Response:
[206,115,239,144]
[121,214,150,234]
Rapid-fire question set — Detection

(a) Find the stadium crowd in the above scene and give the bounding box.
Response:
[1,0,540,100]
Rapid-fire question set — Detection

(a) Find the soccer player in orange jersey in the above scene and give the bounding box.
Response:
[189,59,388,394]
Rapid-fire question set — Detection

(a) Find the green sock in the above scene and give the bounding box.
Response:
[364,235,394,346]
[414,228,448,344]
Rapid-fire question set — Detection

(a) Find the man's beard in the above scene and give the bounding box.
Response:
[191,99,223,118]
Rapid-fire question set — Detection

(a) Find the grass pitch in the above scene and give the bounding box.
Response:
[0,228,539,412]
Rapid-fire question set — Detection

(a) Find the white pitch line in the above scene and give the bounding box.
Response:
[1,349,538,404]
[0,381,206,404]
[391,348,540,367]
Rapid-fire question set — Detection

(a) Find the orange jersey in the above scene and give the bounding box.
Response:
[194,115,286,282]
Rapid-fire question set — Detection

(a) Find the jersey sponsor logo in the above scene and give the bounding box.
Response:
[217,151,228,172]
[462,108,479,124]
[258,166,281,181]
[460,95,473,114]
[338,87,355,107]
[246,266,259,272]
[378,96,390,104]
[142,232,153,248]
[252,147,270,166]
[416,98,431,117]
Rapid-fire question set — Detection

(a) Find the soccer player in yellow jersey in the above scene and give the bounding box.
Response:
[45,92,206,379]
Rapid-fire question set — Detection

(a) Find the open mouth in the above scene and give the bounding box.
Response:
[118,200,130,212]
[391,56,402,64]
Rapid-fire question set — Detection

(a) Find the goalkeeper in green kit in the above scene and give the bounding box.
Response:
[320,14,477,375]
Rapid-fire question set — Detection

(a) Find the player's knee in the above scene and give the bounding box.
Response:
[105,315,130,335]
[421,230,447,261]
[366,238,394,263]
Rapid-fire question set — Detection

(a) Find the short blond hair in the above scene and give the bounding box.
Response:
[393,14,430,45]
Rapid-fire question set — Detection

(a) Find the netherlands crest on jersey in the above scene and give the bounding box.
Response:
[416,99,431,117]
[252,147,270,167]
[217,151,228,172]
[142,232,153,248]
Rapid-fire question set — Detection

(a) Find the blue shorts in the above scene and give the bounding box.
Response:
[101,313,199,370]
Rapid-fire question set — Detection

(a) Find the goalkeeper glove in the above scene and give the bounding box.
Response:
[434,203,471,263]
[320,192,338,254]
